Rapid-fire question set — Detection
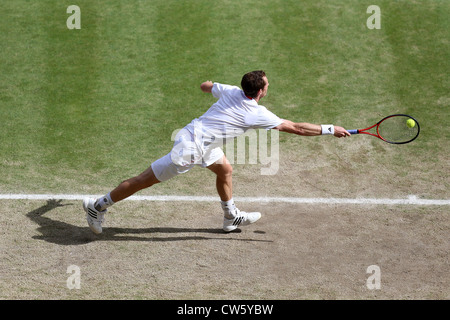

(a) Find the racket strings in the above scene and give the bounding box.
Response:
[377,116,419,144]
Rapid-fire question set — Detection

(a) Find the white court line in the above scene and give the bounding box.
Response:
[0,194,449,205]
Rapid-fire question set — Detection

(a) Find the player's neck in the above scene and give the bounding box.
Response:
[245,93,261,103]
[254,91,263,103]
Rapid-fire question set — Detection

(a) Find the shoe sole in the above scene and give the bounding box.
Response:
[223,213,261,233]
[83,198,102,234]
[223,226,238,233]
[86,215,102,234]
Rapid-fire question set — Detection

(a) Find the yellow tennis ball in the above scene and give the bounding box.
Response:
[406,119,416,128]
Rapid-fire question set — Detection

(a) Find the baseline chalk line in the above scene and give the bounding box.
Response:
[0,194,449,205]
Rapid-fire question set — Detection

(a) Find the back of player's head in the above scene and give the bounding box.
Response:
[241,70,266,98]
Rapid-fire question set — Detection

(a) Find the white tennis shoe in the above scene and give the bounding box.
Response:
[83,198,106,234]
[223,209,261,232]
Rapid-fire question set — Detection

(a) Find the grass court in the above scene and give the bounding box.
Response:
[0,0,448,300]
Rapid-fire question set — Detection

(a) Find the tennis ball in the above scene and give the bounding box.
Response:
[406,119,416,128]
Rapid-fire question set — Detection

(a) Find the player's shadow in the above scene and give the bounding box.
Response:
[26,200,270,245]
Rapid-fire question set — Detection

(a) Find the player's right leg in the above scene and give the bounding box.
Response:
[206,156,261,232]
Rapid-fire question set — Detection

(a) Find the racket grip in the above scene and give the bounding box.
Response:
[348,129,359,134]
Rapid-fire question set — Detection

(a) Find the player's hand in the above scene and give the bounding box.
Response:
[200,81,214,93]
[334,126,351,138]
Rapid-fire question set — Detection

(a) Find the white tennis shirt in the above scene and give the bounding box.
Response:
[169,82,283,168]
[186,82,283,144]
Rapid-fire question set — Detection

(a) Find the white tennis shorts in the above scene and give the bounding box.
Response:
[151,128,224,182]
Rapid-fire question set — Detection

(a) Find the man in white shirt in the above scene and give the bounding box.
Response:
[83,71,350,234]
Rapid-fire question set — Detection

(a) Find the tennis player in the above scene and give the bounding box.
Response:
[83,71,350,234]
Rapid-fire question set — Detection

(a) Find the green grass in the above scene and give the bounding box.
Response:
[0,0,448,196]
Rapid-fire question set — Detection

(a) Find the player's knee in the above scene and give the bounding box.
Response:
[138,171,161,188]
[226,164,233,176]
[219,164,233,179]
[122,175,152,191]
[133,176,152,189]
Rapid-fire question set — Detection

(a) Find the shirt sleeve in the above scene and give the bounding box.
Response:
[212,82,241,99]
[249,106,284,130]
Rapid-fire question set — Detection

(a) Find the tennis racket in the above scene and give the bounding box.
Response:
[348,114,420,144]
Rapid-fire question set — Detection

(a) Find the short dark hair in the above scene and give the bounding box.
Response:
[241,70,266,98]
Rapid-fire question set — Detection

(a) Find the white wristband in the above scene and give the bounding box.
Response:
[321,124,335,135]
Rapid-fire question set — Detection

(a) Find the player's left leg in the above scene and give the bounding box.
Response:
[83,165,161,234]
[109,166,160,203]
[84,128,197,235]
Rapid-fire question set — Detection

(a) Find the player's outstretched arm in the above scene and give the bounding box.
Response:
[200,81,213,93]
[274,120,350,138]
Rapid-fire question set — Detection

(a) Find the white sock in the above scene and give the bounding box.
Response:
[221,198,237,219]
[95,192,114,211]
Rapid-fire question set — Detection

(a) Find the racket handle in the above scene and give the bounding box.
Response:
[348,129,359,134]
